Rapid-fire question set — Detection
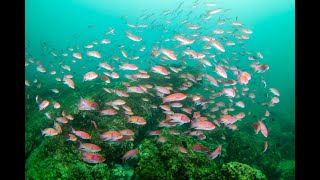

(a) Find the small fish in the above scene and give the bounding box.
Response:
[119,63,138,70]
[100,131,123,141]
[81,152,105,163]
[70,126,91,139]
[162,93,187,103]
[63,77,75,89]
[41,128,58,137]
[87,51,101,58]
[79,141,101,152]
[53,122,62,133]
[207,145,222,160]
[25,80,30,86]
[269,88,280,96]
[157,136,166,143]
[83,72,98,81]
[263,141,268,153]
[126,32,142,42]
[160,48,177,60]
[119,129,134,136]
[121,149,139,161]
[128,116,146,125]
[45,112,52,120]
[73,52,82,59]
[100,109,117,115]
[39,100,49,111]
[175,146,188,154]
[258,120,268,137]
[91,120,98,129]
[56,117,68,124]
[66,134,77,141]
[191,144,209,153]
[191,121,215,130]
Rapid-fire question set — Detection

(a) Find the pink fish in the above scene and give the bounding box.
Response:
[157,136,166,143]
[100,109,117,115]
[121,149,139,161]
[126,32,142,42]
[258,120,268,137]
[265,110,270,117]
[87,51,101,58]
[127,86,144,93]
[269,88,280,96]
[100,75,110,83]
[100,131,123,141]
[162,93,187,103]
[78,97,99,111]
[119,129,135,136]
[160,48,177,60]
[192,144,209,153]
[41,128,58,137]
[252,122,261,134]
[99,62,114,71]
[158,120,177,127]
[79,141,101,152]
[81,152,105,163]
[210,40,225,52]
[63,77,75,89]
[263,141,268,153]
[205,74,219,87]
[207,145,222,160]
[222,88,235,98]
[66,134,77,141]
[175,146,188,154]
[215,65,227,78]
[73,52,82,59]
[271,97,280,104]
[207,8,222,15]
[151,66,170,75]
[169,113,190,124]
[36,65,46,73]
[45,112,52,120]
[169,129,180,135]
[119,63,138,70]
[100,39,111,44]
[83,72,98,81]
[39,100,49,111]
[70,126,91,139]
[56,117,68,124]
[174,35,194,45]
[128,116,146,125]
[191,121,215,130]
[53,101,60,109]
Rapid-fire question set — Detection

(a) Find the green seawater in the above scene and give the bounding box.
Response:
[25,0,295,179]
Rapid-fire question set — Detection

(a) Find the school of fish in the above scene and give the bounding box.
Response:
[26,1,280,163]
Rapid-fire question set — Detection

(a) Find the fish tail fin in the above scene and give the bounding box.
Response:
[80,97,85,103]
[207,153,211,159]
[40,129,44,136]
[126,115,130,122]
[190,121,196,128]
[69,126,75,133]
[99,134,104,140]
[162,97,167,104]
[165,114,170,120]
[78,140,84,149]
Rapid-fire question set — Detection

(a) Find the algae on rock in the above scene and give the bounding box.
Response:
[220,162,267,180]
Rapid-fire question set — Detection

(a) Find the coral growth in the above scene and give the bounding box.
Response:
[220,162,267,180]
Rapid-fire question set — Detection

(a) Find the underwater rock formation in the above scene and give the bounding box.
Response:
[220,162,267,180]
